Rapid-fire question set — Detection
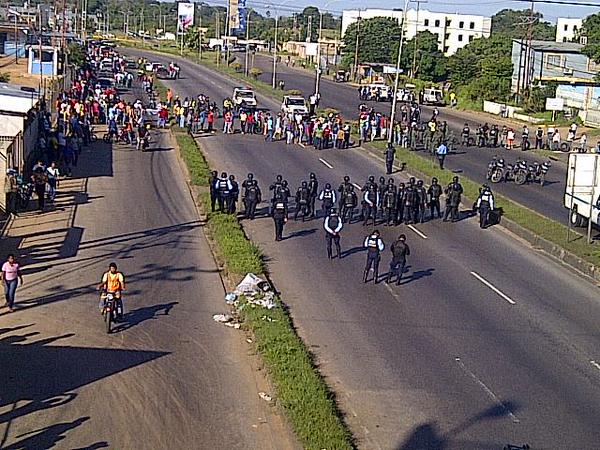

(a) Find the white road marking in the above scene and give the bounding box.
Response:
[455,357,520,423]
[591,360,600,371]
[407,225,428,239]
[352,183,362,190]
[298,143,306,148]
[470,271,516,305]
[319,158,334,169]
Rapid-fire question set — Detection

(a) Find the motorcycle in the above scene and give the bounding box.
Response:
[513,159,529,185]
[100,291,122,333]
[527,161,551,186]
[486,157,505,183]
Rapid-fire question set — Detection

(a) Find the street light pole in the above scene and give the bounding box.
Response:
[270,0,291,90]
[352,13,362,80]
[314,0,340,98]
[388,0,410,145]
[244,8,252,76]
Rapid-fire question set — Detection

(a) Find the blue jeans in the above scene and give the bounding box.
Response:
[388,259,406,284]
[4,279,18,308]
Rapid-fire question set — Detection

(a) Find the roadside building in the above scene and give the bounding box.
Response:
[511,39,600,126]
[341,8,491,56]
[556,17,583,43]
[0,84,41,185]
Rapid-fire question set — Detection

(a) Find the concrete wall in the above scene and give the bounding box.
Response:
[556,18,583,43]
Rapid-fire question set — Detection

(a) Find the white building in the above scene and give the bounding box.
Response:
[556,18,583,43]
[341,8,491,56]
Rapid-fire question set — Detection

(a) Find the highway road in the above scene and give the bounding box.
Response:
[246,52,571,226]
[128,48,600,450]
[0,83,298,448]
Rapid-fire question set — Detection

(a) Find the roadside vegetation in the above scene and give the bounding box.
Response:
[170,125,354,449]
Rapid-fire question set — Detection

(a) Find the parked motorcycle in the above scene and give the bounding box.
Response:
[487,157,506,183]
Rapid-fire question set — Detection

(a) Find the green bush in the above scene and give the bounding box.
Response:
[249,67,262,79]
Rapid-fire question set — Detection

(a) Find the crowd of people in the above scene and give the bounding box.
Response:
[207,168,497,283]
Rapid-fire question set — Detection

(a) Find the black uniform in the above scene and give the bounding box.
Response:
[461,125,470,146]
[244,180,261,219]
[228,176,239,214]
[272,197,288,241]
[341,187,358,223]
[427,180,443,219]
[209,171,218,212]
[319,186,336,215]
[403,184,417,224]
[308,174,319,218]
[443,180,463,222]
[476,187,495,228]
[388,237,410,285]
[415,181,427,223]
[395,184,405,225]
[383,185,397,226]
[362,188,379,226]
[295,183,311,221]
[384,145,395,174]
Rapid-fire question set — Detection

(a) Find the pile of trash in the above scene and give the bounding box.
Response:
[213,273,278,329]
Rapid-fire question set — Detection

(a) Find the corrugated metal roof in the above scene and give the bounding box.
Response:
[515,39,584,53]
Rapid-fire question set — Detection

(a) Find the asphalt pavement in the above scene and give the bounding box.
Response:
[0,84,298,448]
[126,47,600,450]
[247,53,570,225]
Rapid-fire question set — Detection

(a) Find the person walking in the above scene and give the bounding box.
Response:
[4,169,18,216]
[46,161,60,202]
[436,142,448,170]
[31,166,48,212]
[387,234,410,285]
[1,254,23,312]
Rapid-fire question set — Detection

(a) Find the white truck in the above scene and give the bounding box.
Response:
[564,153,600,227]
[281,96,308,116]
[420,87,445,106]
[232,87,257,109]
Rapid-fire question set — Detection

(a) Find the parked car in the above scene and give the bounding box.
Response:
[281,95,308,115]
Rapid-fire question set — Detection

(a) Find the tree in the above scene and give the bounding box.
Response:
[341,17,402,68]
[447,35,513,102]
[400,31,447,81]
[491,9,555,40]
[581,13,600,63]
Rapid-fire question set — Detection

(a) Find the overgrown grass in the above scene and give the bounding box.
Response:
[170,117,354,450]
[173,130,210,187]
[371,141,600,266]
[238,295,354,450]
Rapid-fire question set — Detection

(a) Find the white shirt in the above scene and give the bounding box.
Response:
[46,167,59,180]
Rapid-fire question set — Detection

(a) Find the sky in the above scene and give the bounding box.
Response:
[214,0,600,23]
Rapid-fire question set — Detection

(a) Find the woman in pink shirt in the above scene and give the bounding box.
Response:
[1,254,23,312]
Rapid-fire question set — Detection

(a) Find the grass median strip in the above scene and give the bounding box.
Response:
[171,127,354,449]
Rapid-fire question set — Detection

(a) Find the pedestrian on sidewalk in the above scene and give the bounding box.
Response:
[4,169,18,216]
[1,254,23,312]
[31,167,48,212]
[46,162,60,202]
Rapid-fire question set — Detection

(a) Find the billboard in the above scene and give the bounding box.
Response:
[228,0,247,36]
[177,3,194,33]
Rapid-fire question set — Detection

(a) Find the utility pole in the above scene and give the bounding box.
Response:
[388,0,410,144]
[352,13,362,80]
[272,13,279,88]
[198,4,202,63]
[523,0,536,93]
[244,8,252,76]
[216,11,220,67]
[411,0,427,79]
[306,15,312,42]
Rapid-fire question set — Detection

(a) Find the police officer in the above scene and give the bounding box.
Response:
[272,194,288,241]
[319,183,336,216]
[338,175,352,208]
[308,172,319,218]
[363,230,385,283]
[241,173,254,195]
[244,180,261,219]
[443,176,463,222]
[427,177,442,220]
[362,184,379,226]
[384,143,395,175]
[475,184,495,228]
[388,234,410,285]
[341,184,358,223]
[280,180,291,203]
[295,181,311,221]
[323,208,343,259]
[361,175,377,220]
[382,181,397,226]
[228,174,239,214]
[215,172,233,212]
[415,180,427,223]
[403,180,417,224]
[489,125,499,148]
[395,182,406,225]
[209,170,218,212]
[269,174,284,214]
[461,122,470,146]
